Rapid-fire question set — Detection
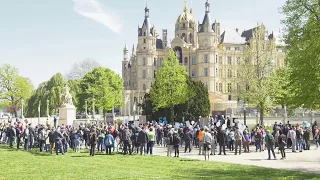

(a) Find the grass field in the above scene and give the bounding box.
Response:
[0,145,319,180]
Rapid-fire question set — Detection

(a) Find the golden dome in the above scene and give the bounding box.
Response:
[176,1,195,24]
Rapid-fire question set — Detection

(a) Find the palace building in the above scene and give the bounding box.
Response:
[120,0,285,116]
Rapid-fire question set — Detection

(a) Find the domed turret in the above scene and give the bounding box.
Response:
[174,0,197,45]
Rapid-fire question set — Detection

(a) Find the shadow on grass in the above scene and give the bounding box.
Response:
[0,145,51,156]
[171,167,320,180]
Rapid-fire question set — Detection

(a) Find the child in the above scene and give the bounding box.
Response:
[173,132,180,158]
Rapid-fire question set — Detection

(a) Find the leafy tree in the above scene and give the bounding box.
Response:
[150,49,192,122]
[80,67,123,118]
[26,73,67,117]
[281,0,320,110]
[184,79,211,120]
[0,64,33,117]
[237,25,279,125]
[65,59,100,80]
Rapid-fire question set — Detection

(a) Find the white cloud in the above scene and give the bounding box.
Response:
[73,0,122,33]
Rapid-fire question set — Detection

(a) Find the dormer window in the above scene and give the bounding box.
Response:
[183,23,186,28]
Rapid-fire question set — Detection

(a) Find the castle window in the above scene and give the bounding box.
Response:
[143,39,146,43]
[192,56,196,65]
[215,55,218,63]
[183,23,186,28]
[144,32,146,36]
[235,47,240,51]
[227,69,232,78]
[215,68,218,77]
[228,95,232,101]
[219,83,222,92]
[154,70,156,78]
[142,70,146,79]
[204,54,209,63]
[189,33,193,43]
[154,58,156,66]
[143,57,146,66]
[184,57,188,64]
[192,70,196,77]
[226,47,231,51]
[227,56,232,65]
[236,57,241,65]
[227,83,232,93]
[219,56,222,64]
[189,22,192,28]
[204,68,208,77]
[216,83,218,92]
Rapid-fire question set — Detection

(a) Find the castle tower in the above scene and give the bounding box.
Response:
[136,3,157,92]
[175,0,197,46]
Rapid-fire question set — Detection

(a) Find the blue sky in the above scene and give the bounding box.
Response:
[0,0,286,87]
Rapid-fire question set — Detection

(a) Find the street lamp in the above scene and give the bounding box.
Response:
[46,100,50,118]
[92,97,96,119]
[38,101,41,125]
[85,100,88,118]
[21,99,24,119]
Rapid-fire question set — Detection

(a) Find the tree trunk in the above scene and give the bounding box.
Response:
[170,106,174,123]
[259,103,264,125]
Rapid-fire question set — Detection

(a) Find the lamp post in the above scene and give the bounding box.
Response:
[244,103,247,126]
[21,99,24,119]
[46,99,50,118]
[85,100,88,118]
[92,97,96,120]
[38,101,41,125]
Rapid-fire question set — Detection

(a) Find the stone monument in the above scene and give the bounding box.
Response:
[58,85,76,126]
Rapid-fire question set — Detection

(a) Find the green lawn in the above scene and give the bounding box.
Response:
[0,145,319,180]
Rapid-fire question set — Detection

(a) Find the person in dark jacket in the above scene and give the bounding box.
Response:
[28,125,35,149]
[303,129,310,150]
[53,128,64,155]
[138,127,148,155]
[218,128,227,155]
[278,132,287,159]
[48,127,55,154]
[184,128,192,153]
[122,127,132,155]
[89,127,97,156]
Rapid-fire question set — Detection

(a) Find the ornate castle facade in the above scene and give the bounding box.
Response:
[120,1,285,116]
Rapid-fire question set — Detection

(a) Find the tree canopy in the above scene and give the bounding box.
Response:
[79,67,123,116]
[65,59,100,80]
[281,0,320,110]
[150,49,192,122]
[237,25,280,124]
[0,64,33,116]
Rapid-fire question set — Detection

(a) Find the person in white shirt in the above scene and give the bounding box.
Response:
[203,128,213,161]
[287,127,296,152]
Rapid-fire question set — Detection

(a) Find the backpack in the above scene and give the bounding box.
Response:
[235,131,242,140]
[105,135,112,146]
[39,130,45,140]
[267,134,274,145]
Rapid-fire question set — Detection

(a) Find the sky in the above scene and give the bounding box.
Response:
[0,0,286,88]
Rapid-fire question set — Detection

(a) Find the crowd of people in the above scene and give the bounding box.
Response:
[0,118,318,161]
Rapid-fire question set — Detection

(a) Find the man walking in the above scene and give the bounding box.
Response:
[89,127,97,156]
[53,127,64,155]
[265,130,276,160]
[234,127,243,155]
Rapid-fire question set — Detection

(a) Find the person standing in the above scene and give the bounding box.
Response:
[173,131,180,158]
[53,117,57,128]
[8,125,16,148]
[48,127,55,154]
[15,124,22,149]
[278,132,287,160]
[234,127,243,155]
[218,128,227,155]
[105,131,114,155]
[265,130,276,160]
[147,127,155,155]
[203,128,212,161]
[138,127,148,155]
[287,127,296,152]
[38,127,46,152]
[198,128,205,155]
[53,127,64,155]
[167,131,174,157]
[23,125,30,151]
[184,128,192,153]
[89,127,97,156]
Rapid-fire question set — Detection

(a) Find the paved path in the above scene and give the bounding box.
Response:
[152,145,320,174]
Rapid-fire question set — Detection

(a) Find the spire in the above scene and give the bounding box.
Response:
[123,41,128,51]
[184,0,188,12]
[145,0,150,18]
[190,0,193,13]
[132,44,135,55]
[205,0,210,13]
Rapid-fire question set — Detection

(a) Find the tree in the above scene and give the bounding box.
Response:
[184,79,211,120]
[26,73,67,117]
[80,67,123,119]
[150,49,192,122]
[237,25,279,125]
[281,0,320,110]
[0,64,33,117]
[65,59,100,80]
